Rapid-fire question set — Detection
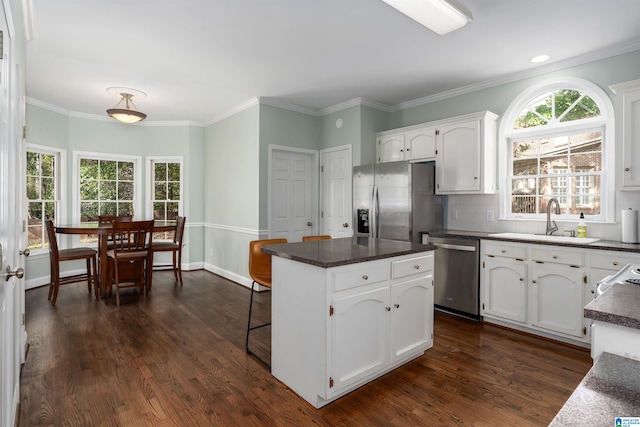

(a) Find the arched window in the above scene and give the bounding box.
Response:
[500,77,614,222]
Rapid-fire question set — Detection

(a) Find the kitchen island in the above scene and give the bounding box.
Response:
[262,237,436,408]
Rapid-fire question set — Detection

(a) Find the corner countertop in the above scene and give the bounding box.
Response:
[550,352,640,426]
[262,237,436,269]
[424,229,640,253]
[584,283,640,330]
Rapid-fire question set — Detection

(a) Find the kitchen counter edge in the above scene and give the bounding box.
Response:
[262,237,436,268]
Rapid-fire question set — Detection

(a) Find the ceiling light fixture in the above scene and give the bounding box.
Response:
[530,54,550,63]
[106,87,147,124]
[381,0,472,35]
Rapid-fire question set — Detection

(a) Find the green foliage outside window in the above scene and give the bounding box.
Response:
[79,158,135,222]
[513,90,600,129]
[26,151,57,250]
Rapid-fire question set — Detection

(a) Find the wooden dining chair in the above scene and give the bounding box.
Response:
[45,220,99,306]
[106,220,154,306]
[246,238,287,367]
[302,235,332,242]
[98,214,133,249]
[151,216,186,285]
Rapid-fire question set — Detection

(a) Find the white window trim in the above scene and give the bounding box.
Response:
[26,143,67,254]
[145,155,184,218]
[498,76,615,223]
[72,150,143,223]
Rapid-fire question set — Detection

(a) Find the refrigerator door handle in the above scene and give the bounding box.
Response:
[371,185,378,238]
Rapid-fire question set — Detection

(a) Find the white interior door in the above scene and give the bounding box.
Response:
[320,145,352,237]
[269,147,318,242]
[0,4,22,422]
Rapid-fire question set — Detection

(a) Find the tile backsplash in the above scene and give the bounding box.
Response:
[445,191,640,242]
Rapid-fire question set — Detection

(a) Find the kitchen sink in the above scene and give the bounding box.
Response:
[487,232,600,244]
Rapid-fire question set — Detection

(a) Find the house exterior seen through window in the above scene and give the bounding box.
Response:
[504,81,611,221]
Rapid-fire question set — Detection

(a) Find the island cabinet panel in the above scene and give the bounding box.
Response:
[271,251,434,409]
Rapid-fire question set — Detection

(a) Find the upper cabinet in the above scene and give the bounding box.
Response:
[377,125,436,163]
[435,111,498,194]
[376,111,498,195]
[611,79,640,189]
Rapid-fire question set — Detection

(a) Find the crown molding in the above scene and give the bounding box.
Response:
[258,97,322,116]
[393,40,640,112]
[203,97,260,126]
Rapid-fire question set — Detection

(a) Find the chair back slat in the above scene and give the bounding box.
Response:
[111,220,153,253]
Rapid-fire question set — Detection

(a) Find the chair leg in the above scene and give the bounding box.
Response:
[172,251,178,282]
[177,250,183,286]
[245,281,271,368]
[86,258,92,293]
[92,256,99,300]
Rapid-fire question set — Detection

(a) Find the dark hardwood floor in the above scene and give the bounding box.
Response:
[19,270,591,426]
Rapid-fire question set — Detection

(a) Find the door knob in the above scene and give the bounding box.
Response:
[307,221,312,226]
[343,223,348,228]
[5,266,24,281]
[20,248,30,257]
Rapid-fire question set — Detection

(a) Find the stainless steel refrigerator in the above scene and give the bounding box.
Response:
[353,161,442,242]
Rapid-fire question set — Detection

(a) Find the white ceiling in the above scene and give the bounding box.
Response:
[25,0,640,125]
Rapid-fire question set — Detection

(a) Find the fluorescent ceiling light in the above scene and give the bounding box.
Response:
[381,0,472,35]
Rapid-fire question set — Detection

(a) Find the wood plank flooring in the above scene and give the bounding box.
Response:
[19,270,591,426]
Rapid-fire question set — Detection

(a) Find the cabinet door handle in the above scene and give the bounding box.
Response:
[386,307,391,312]
[532,280,537,284]
[625,167,630,171]
[552,255,558,259]
[362,275,368,280]
[501,249,506,253]
[519,277,524,281]
[394,303,400,309]
[414,265,420,269]
[613,261,618,266]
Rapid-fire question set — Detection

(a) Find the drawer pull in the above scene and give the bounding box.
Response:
[613,261,618,266]
[414,265,420,269]
[362,275,368,280]
[519,277,524,281]
[532,280,537,284]
[553,255,558,259]
[501,249,506,253]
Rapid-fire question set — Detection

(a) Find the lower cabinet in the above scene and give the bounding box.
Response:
[481,241,588,345]
[529,264,584,338]
[272,251,434,408]
[483,257,527,323]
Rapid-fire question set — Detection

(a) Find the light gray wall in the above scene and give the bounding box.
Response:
[24,104,205,287]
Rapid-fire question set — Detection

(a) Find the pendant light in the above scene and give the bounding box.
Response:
[106,88,147,124]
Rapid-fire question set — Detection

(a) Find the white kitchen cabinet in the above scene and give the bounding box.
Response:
[529,263,584,338]
[376,126,436,163]
[271,251,434,408]
[435,111,498,194]
[480,240,589,345]
[611,79,640,189]
[483,257,527,323]
[377,132,406,163]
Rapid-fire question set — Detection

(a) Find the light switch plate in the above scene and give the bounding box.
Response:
[486,210,495,222]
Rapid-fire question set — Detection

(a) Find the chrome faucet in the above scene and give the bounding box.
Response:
[546,198,561,235]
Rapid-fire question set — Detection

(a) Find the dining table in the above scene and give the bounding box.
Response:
[54,220,177,297]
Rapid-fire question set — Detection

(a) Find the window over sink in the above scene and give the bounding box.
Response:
[500,77,615,222]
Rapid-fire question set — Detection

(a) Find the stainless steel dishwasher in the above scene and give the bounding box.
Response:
[429,236,480,319]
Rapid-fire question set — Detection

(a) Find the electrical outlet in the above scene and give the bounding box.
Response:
[486,210,495,222]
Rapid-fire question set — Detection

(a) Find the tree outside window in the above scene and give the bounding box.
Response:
[26,150,58,251]
[151,160,181,240]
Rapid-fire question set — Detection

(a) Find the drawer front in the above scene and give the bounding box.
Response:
[392,254,434,279]
[591,252,640,271]
[484,242,527,259]
[531,247,584,266]
[333,263,389,292]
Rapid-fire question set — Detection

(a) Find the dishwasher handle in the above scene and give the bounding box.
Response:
[433,242,477,252]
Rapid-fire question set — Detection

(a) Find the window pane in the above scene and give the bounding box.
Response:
[167,202,178,220]
[26,176,39,199]
[101,202,117,215]
[81,202,99,222]
[80,180,98,200]
[26,152,38,175]
[155,163,166,181]
[42,154,55,176]
[168,163,180,181]
[168,182,180,200]
[44,201,56,219]
[100,181,117,199]
[101,160,117,180]
[153,202,165,220]
[118,161,134,180]
[118,202,133,216]
[81,158,98,180]
[155,182,167,200]
[118,181,134,200]
[28,201,42,221]
[42,177,55,199]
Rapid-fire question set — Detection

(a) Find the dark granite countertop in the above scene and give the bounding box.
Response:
[550,352,640,426]
[584,283,640,330]
[424,229,640,253]
[262,237,436,268]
